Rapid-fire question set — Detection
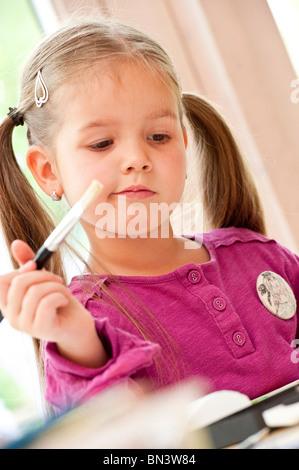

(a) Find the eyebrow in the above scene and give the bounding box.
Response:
[78,119,115,133]
[147,110,178,120]
[78,110,178,133]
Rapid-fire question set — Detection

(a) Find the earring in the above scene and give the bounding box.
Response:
[51,190,61,201]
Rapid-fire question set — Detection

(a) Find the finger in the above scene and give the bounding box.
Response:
[11,240,36,267]
[18,260,37,273]
[0,260,38,316]
[6,271,64,318]
[0,260,38,313]
[15,282,71,332]
[0,271,16,311]
[33,292,71,339]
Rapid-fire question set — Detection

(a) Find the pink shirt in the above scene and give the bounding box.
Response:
[44,227,299,412]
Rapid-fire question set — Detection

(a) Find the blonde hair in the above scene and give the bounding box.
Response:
[0,18,266,403]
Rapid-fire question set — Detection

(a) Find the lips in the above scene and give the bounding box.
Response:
[113,185,156,200]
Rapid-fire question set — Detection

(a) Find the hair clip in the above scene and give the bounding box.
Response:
[7,107,24,127]
[35,70,49,108]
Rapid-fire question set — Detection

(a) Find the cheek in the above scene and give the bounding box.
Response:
[57,154,113,203]
[171,142,187,171]
[166,152,186,195]
[59,167,88,202]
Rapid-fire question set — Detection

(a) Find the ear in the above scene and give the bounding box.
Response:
[26,145,63,198]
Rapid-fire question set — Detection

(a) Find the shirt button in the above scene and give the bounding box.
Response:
[213,298,227,311]
[233,332,246,346]
[187,269,201,284]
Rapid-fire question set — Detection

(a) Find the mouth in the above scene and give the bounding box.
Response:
[113,185,156,200]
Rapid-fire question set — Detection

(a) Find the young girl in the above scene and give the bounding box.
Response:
[0,18,299,415]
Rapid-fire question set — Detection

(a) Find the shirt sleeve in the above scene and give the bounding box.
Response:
[43,315,160,413]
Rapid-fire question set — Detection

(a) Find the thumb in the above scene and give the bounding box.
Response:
[11,240,36,267]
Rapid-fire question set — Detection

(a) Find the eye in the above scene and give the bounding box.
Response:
[89,139,113,150]
[147,134,170,143]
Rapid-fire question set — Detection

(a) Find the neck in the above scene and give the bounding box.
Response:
[82,220,204,276]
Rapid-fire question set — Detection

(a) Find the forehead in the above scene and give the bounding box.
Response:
[54,60,180,118]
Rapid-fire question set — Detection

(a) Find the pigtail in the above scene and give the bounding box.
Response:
[182,92,266,235]
[0,116,65,276]
[0,115,66,403]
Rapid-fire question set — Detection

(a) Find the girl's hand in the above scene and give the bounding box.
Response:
[0,240,108,368]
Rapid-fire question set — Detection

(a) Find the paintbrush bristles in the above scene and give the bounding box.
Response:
[79,180,103,211]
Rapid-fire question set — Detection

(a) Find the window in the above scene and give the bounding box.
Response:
[0,0,42,159]
[0,3,87,444]
[268,0,299,76]
[0,1,57,443]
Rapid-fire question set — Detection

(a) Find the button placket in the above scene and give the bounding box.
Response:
[206,291,255,359]
[179,269,255,359]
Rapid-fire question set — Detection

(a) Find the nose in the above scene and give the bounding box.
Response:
[120,146,152,174]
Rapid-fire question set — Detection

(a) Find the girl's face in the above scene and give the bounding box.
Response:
[52,61,187,240]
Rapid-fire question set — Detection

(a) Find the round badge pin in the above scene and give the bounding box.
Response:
[256,271,297,320]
